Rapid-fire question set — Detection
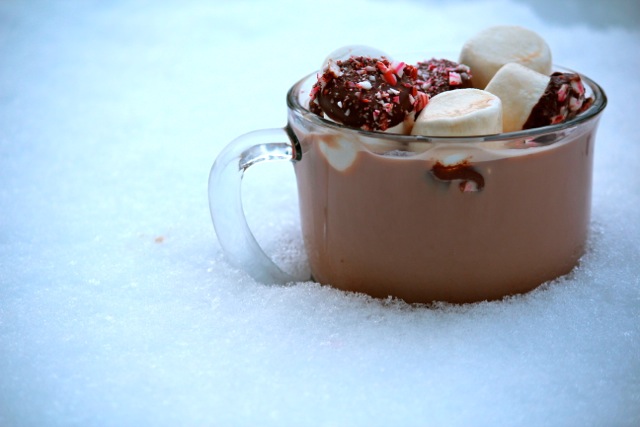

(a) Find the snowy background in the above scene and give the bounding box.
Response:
[1,0,639,426]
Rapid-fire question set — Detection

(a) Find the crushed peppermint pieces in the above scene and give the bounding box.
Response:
[523,72,592,130]
[416,58,473,97]
[309,56,427,131]
[309,51,591,134]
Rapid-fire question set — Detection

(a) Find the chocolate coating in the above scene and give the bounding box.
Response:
[310,56,425,132]
[524,72,592,129]
[416,58,473,97]
[431,161,485,192]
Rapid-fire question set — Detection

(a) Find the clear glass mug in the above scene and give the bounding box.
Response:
[209,66,607,303]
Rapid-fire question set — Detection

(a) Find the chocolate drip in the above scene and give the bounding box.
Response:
[431,161,485,192]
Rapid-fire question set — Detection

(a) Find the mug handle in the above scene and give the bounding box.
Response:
[208,127,306,284]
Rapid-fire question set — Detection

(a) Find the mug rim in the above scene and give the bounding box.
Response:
[286,65,607,144]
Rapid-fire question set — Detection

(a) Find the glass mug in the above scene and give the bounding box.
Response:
[209,66,607,303]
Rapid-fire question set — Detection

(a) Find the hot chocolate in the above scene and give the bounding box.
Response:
[208,26,607,304]
[292,120,597,303]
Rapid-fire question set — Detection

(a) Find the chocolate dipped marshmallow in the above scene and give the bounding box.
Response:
[485,63,591,133]
[309,56,428,133]
[415,58,473,97]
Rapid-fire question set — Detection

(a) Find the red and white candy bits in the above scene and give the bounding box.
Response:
[310,56,427,132]
[309,26,592,136]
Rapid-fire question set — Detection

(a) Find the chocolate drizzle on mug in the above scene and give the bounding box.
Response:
[430,161,485,192]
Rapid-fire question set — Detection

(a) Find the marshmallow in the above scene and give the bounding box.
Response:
[411,88,502,137]
[459,25,552,89]
[485,63,550,133]
[322,45,390,71]
[485,63,590,132]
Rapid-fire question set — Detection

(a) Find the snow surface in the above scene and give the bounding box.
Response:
[1,0,639,426]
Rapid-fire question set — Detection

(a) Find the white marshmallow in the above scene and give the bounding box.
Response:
[321,45,390,72]
[459,25,552,89]
[411,88,502,137]
[485,63,550,133]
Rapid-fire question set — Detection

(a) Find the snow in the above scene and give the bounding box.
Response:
[1,0,639,426]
